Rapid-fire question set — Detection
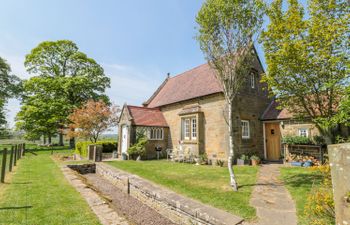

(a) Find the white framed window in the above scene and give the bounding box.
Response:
[149,127,164,140]
[184,119,190,140]
[250,73,255,89]
[298,128,308,137]
[191,118,197,140]
[181,117,197,141]
[241,120,250,139]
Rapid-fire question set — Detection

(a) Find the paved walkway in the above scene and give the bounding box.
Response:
[249,164,297,225]
[61,166,130,225]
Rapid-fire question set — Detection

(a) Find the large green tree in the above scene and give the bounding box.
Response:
[0,57,22,135]
[16,77,70,144]
[196,0,264,191]
[261,0,349,143]
[20,40,110,146]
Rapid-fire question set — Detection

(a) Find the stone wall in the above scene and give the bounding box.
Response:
[280,120,320,138]
[161,90,270,161]
[96,163,243,225]
[328,143,350,225]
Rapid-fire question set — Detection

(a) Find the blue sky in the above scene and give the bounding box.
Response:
[0,0,272,128]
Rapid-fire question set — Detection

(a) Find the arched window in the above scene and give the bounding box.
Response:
[149,127,164,140]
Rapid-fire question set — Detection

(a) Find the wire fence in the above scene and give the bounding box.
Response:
[0,143,26,183]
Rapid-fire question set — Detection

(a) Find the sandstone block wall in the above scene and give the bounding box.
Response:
[96,163,243,225]
[280,120,320,138]
[328,143,350,225]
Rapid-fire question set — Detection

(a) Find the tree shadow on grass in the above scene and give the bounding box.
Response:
[0,206,32,210]
[282,173,323,188]
[238,183,284,188]
[238,172,323,189]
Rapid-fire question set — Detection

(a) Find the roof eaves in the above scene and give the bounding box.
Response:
[150,91,223,108]
[143,77,170,107]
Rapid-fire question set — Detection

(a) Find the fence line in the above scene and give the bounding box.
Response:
[0,143,26,183]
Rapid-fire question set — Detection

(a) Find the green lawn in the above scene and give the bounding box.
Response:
[0,149,101,225]
[280,167,323,225]
[106,160,258,220]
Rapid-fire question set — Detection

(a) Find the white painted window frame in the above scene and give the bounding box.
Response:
[298,128,308,137]
[191,117,197,140]
[184,118,191,140]
[149,127,164,140]
[241,120,250,139]
[250,73,255,89]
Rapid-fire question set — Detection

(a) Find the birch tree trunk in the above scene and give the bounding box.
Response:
[227,101,238,191]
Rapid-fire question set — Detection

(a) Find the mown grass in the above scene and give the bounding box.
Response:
[280,167,323,225]
[0,149,100,225]
[107,160,258,220]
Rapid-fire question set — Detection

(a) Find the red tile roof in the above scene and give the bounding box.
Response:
[145,63,223,108]
[261,101,293,120]
[127,105,168,127]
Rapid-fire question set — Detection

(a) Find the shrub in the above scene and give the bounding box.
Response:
[335,135,349,144]
[199,153,208,164]
[250,155,260,161]
[312,135,326,145]
[75,140,117,157]
[282,135,313,145]
[240,154,249,160]
[215,159,225,167]
[127,137,148,159]
[304,165,335,225]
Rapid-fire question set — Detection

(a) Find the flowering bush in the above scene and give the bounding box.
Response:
[304,165,335,225]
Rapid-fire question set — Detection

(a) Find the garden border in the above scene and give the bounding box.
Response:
[96,162,243,225]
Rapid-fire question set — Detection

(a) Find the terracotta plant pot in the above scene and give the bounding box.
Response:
[251,159,260,166]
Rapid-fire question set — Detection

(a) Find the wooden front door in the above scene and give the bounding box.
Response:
[265,123,281,160]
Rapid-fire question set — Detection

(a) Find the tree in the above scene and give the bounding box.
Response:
[196,0,265,191]
[16,77,70,144]
[333,86,350,126]
[261,0,349,143]
[67,100,119,143]
[23,40,110,146]
[0,57,22,133]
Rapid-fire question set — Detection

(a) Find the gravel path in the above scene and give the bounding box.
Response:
[83,173,176,225]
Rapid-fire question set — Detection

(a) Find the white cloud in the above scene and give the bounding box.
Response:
[103,63,164,106]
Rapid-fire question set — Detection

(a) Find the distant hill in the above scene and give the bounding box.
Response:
[99,133,118,140]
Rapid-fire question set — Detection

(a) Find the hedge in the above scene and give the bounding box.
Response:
[75,140,118,157]
[282,136,313,145]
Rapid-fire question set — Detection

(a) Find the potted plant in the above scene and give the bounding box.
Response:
[237,154,250,165]
[250,155,260,166]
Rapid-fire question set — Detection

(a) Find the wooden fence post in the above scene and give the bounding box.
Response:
[22,143,26,156]
[14,145,17,166]
[17,144,20,160]
[1,148,8,183]
[18,144,22,159]
[9,146,14,172]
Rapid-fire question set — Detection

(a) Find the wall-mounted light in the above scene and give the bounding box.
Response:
[280,121,285,129]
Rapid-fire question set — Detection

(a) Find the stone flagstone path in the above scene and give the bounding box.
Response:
[61,166,130,225]
[249,164,297,225]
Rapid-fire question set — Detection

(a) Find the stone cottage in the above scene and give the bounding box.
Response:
[119,50,272,161]
[117,51,345,161]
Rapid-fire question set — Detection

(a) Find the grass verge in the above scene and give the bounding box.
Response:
[280,167,323,225]
[0,149,101,225]
[106,160,258,220]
